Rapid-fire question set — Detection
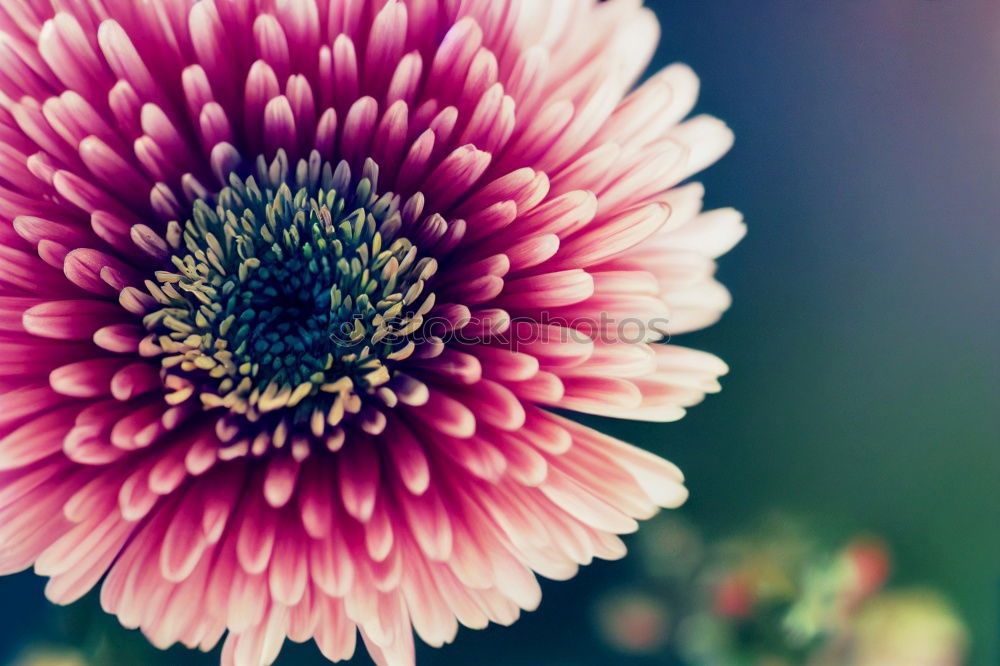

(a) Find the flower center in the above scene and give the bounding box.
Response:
[143,152,437,443]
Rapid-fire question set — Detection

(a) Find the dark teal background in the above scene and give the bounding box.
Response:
[2,2,998,665]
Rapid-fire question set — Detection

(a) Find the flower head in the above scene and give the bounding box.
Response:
[851,590,968,666]
[0,1,743,665]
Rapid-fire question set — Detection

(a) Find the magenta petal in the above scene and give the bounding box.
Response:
[22,299,123,339]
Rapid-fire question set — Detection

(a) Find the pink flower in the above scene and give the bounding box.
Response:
[714,573,756,619]
[841,537,892,608]
[0,1,743,665]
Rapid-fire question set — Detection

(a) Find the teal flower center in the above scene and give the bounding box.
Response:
[143,152,436,440]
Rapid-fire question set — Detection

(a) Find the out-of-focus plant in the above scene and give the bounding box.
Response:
[593,513,968,666]
[7,648,89,666]
[594,589,674,656]
[3,593,182,666]
[843,589,969,666]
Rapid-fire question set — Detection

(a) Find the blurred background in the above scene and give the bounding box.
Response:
[2,1,998,665]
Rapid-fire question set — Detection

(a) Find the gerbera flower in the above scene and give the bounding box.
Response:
[0,1,744,665]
